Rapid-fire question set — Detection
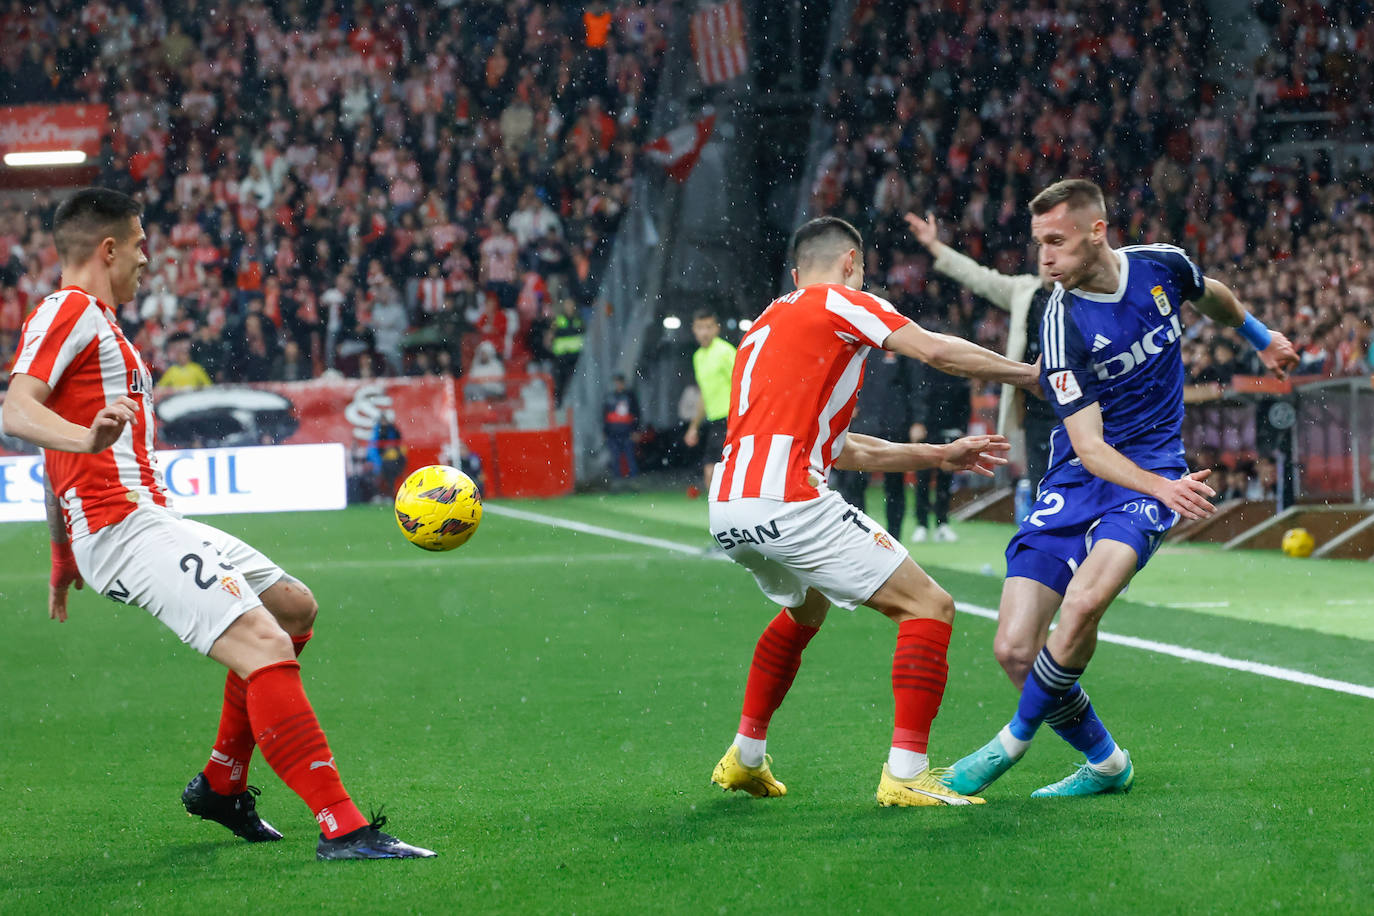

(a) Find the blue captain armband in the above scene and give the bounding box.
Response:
[1238,312,1272,350]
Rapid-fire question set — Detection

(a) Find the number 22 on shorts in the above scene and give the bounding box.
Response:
[1027,491,1065,527]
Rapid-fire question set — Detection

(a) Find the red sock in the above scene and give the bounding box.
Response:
[204,673,254,795]
[245,660,367,839]
[737,610,820,739]
[891,618,952,753]
[203,630,315,795]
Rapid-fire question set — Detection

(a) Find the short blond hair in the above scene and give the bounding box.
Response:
[1029,179,1106,217]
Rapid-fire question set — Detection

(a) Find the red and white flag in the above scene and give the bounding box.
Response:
[691,0,748,85]
[643,112,717,183]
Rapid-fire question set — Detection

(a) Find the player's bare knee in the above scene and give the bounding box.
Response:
[263,579,318,635]
[993,636,1035,681]
[922,586,956,624]
[245,612,294,658]
[212,608,295,675]
[286,582,318,632]
[1060,590,1109,629]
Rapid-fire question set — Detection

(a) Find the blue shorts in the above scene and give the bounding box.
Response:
[1005,474,1180,595]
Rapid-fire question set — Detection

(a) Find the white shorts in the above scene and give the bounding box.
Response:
[72,504,287,655]
[709,490,909,610]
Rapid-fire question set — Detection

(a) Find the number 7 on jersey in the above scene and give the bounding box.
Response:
[736,325,771,417]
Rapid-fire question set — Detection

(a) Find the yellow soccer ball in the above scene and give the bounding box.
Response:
[393,465,483,551]
[1280,527,1314,558]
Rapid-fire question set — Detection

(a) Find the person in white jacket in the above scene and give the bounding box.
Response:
[904,212,1056,488]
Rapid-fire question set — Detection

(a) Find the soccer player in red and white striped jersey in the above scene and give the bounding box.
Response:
[708,216,1040,806]
[2,188,433,860]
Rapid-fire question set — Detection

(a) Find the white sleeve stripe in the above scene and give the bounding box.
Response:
[1043,287,1065,369]
[10,293,68,374]
[12,291,98,379]
[825,289,895,348]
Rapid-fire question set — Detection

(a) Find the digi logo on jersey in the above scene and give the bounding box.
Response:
[1091,314,1183,381]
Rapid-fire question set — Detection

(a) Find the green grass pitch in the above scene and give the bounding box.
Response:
[1,493,1370,913]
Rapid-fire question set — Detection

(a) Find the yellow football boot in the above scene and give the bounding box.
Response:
[876,765,986,807]
[711,745,786,798]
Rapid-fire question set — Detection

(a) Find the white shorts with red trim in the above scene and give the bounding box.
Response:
[708,490,908,610]
[72,504,286,655]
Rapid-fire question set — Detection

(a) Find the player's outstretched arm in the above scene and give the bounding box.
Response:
[884,323,1039,391]
[834,431,1009,476]
[1,374,137,454]
[1192,278,1299,380]
[904,211,1022,310]
[1063,403,1216,521]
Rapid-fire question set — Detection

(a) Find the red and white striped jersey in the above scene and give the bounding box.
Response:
[710,284,911,503]
[10,286,169,538]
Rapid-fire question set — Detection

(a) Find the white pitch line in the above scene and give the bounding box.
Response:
[290,551,662,571]
[0,551,663,582]
[1161,601,1232,609]
[492,504,1374,701]
[952,603,1374,700]
[484,504,717,557]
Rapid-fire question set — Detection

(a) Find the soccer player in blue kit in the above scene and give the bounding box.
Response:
[942,180,1299,797]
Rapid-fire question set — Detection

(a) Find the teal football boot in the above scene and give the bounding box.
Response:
[939,733,1023,795]
[1031,750,1134,798]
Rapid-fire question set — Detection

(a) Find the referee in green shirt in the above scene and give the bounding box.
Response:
[684,310,737,495]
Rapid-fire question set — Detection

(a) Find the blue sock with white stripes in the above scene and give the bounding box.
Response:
[1045,683,1118,765]
[1008,647,1082,743]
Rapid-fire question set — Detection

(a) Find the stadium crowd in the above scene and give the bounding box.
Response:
[795,0,1372,499]
[1250,0,1374,132]
[0,0,673,388]
[810,0,1373,388]
[0,0,1370,480]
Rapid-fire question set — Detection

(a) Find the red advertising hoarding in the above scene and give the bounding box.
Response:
[0,374,572,499]
[0,104,107,188]
[0,104,109,158]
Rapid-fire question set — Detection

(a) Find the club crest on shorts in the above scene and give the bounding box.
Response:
[219,575,242,599]
[1151,284,1172,317]
[873,531,894,551]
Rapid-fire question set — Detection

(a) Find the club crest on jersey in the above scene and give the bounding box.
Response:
[219,575,242,599]
[873,531,894,551]
[1151,285,1172,317]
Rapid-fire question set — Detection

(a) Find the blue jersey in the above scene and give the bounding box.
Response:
[1038,244,1205,488]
